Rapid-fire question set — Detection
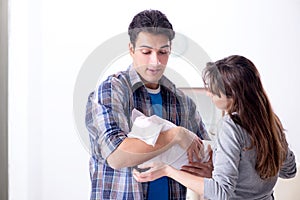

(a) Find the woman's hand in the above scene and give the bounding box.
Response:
[181,145,214,178]
[133,161,207,196]
[132,162,172,182]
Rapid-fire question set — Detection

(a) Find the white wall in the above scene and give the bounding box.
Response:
[9,0,300,199]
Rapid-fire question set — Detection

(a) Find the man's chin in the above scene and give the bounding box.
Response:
[144,81,160,89]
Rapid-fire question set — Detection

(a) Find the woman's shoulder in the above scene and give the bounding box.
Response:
[218,114,250,146]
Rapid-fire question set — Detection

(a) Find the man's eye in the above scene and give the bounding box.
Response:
[159,51,168,55]
[141,51,151,55]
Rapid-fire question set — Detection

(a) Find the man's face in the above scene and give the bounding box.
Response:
[129,32,171,89]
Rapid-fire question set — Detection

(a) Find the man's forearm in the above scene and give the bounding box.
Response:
[107,129,177,169]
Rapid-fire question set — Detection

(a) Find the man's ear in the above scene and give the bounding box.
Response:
[129,43,134,56]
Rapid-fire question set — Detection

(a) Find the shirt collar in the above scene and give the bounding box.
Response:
[127,64,177,93]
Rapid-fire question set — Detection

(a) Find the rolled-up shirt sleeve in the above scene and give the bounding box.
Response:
[85,76,130,161]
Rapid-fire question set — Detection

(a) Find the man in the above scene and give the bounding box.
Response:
[85,9,210,200]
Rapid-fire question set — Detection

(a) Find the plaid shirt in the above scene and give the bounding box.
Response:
[85,65,209,200]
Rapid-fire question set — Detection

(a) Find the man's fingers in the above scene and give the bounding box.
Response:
[187,138,205,162]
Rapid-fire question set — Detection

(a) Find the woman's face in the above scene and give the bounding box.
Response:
[206,90,233,112]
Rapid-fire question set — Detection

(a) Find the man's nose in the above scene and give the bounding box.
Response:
[149,53,160,65]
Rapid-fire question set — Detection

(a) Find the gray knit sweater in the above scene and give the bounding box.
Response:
[204,114,297,200]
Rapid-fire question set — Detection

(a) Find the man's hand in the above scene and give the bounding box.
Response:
[132,162,170,182]
[186,136,205,163]
[163,127,205,163]
[180,145,213,178]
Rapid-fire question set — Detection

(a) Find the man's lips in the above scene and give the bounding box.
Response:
[147,68,161,73]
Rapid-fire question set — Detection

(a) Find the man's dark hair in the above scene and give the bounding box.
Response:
[128,10,175,48]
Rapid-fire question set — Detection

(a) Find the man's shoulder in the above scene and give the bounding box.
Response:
[107,69,130,81]
[175,88,197,106]
[96,70,131,90]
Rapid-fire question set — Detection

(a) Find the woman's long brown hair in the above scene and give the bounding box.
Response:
[203,55,288,179]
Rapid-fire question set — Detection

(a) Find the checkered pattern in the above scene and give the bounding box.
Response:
[85,65,209,200]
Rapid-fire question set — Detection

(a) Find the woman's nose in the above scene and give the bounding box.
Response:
[206,90,213,98]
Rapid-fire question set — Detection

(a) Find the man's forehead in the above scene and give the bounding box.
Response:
[136,32,170,43]
[136,34,171,49]
[136,44,170,49]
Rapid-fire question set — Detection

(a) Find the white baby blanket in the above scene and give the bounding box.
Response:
[128,109,211,170]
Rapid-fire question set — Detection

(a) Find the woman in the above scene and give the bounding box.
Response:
[133,55,297,199]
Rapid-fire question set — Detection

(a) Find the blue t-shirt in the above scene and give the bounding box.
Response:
[147,90,169,200]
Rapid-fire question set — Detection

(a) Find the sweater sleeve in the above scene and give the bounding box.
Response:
[279,147,297,179]
[204,117,242,200]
